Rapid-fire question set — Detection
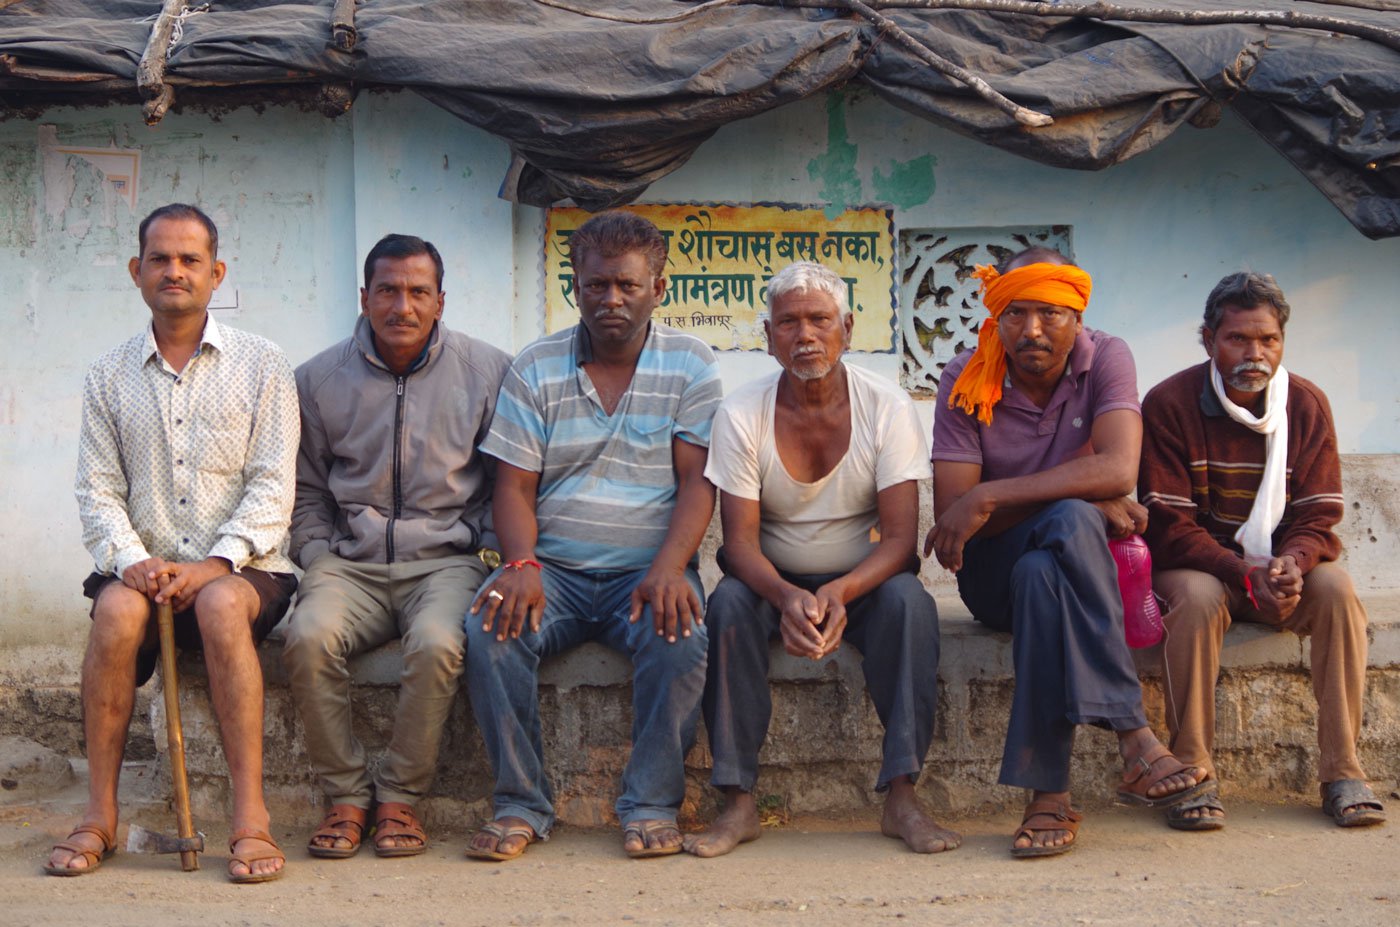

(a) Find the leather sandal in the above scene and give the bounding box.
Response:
[1010,798,1082,859]
[1166,783,1226,831]
[1116,743,1210,808]
[308,803,368,859]
[1322,779,1386,828]
[373,801,428,858]
[228,829,285,884]
[44,823,116,876]
[464,819,538,862]
[623,819,684,859]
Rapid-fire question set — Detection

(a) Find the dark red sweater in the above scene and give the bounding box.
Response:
[1138,362,1344,586]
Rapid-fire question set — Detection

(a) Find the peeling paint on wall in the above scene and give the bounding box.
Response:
[872,154,937,209]
[0,143,37,249]
[37,125,141,273]
[806,93,861,220]
[39,125,141,215]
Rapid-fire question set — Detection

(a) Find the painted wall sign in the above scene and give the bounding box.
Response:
[544,204,897,352]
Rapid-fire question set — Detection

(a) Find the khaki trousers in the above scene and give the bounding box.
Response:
[1155,560,1368,784]
[283,553,487,808]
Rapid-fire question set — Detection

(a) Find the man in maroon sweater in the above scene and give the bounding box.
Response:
[1139,271,1384,831]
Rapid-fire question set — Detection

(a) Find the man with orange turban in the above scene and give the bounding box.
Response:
[927,246,1206,858]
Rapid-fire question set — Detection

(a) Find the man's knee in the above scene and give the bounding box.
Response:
[193,575,258,647]
[1010,550,1057,591]
[864,574,938,633]
[465,627,538,677]
[704,578,758,636]
[634,623,708,676]
[1303,562,1359,605]
[1157,570,1230,638]
[1042,498,1104,535]
[1298,562,1366,633]
[401,617,466,676]
[90,583,154,647]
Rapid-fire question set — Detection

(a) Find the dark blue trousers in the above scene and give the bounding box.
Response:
[957,500,1147,792]
[702,569,940,793]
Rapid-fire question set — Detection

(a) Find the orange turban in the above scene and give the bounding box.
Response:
[946,262,1093,425]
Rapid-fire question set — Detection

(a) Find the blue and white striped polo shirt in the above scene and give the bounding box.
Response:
[481,323,721,572]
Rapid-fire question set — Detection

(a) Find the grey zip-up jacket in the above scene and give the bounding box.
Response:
[291,316,511,568]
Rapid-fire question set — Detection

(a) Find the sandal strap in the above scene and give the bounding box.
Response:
[49,822,117,867]
[229,829,282,854]
[477,820,536,841]
[50,838,110,865]
[623,819,680,839]
[316,805,367,834]
[374,802,426,841]
[1122,744,1180,786]
[1170,787,1224,816]
[1323,779,1383,814]
[64,823,116,852]
[1019,798,1082,827]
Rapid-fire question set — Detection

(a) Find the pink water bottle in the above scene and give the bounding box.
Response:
[1109,534,1163,648]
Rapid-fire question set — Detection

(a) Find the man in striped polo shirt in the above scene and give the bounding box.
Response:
[465,211,722,860]
[1140,271,1384,831]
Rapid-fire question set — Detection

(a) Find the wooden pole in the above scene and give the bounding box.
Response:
[156,600,199,872]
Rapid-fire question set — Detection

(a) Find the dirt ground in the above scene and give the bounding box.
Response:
[2,770,1396,927]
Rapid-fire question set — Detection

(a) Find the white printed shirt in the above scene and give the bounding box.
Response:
[75,314,299,576]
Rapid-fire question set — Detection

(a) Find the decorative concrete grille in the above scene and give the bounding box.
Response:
[898,225,1073,395]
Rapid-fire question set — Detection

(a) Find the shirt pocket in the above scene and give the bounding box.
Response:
[194,406,252,475]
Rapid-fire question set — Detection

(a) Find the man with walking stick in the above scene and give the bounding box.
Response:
[46,204,299,883]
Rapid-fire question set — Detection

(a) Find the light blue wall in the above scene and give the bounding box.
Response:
[656,89,1400,453]
[1,86,1397,646]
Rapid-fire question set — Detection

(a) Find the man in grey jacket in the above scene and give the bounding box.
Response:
[283,234,511,859]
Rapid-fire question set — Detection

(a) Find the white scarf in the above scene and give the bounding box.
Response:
[1210,361,1289,565]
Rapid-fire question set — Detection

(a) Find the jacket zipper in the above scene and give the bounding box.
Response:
[387,376,406,563]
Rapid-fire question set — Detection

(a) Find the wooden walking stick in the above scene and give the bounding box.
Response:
[155,598,201,871]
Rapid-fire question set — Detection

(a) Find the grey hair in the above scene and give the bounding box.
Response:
[764,261,851,319]
[1201,271,1291,342]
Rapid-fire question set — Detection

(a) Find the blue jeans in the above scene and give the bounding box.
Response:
[465,564,708,836]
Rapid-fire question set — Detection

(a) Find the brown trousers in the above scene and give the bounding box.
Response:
[1155,560,1368,784]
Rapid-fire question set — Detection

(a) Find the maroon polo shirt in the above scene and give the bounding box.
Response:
[931,328,1140,480]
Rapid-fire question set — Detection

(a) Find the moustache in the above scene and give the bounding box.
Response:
[1230,361,1273,377]
[1015,338,1052,353]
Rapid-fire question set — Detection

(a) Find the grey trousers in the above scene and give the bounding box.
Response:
[282,553,487,808]
[957,500,1148,793]
[702,569,940,793]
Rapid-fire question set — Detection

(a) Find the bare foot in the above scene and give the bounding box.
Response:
[683,791,761,858]
[880,777,961,854]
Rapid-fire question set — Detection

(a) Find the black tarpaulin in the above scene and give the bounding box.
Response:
[1,0,1397,238]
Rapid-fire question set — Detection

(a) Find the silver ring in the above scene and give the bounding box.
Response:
[488,590,505,601]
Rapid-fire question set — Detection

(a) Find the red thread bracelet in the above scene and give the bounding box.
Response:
[504,558,542,572]
[1243,573,1260,610]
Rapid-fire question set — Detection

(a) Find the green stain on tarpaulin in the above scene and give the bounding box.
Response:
[872,154,937,208]
[807,92,861,219]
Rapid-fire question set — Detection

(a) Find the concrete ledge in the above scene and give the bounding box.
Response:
[151,591,1400,830]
